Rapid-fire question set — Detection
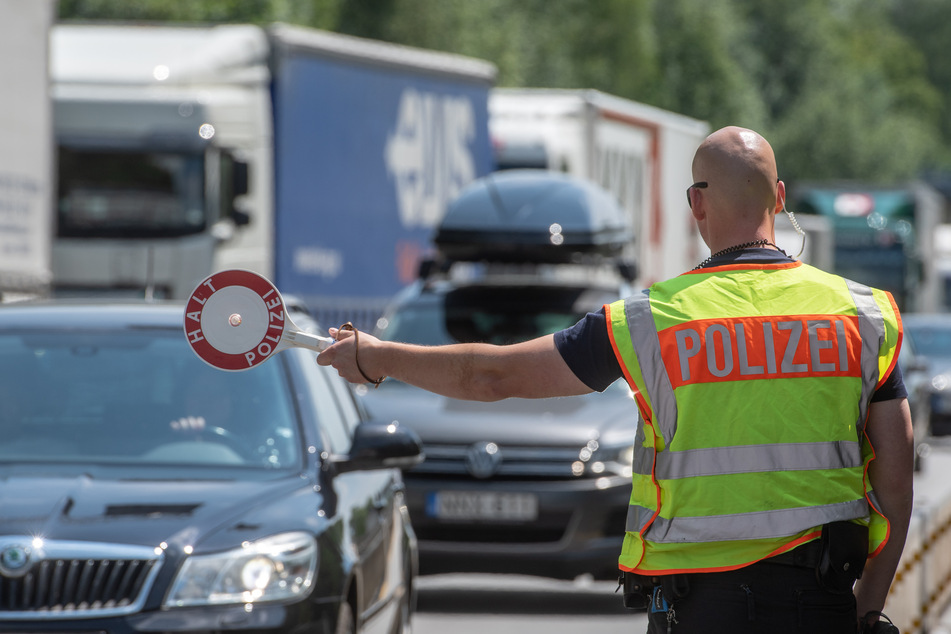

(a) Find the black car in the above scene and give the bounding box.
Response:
[0,301,422,634]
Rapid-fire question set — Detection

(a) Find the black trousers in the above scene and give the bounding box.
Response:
[644,559,857,633]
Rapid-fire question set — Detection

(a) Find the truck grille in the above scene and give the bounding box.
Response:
[0,538,162,619]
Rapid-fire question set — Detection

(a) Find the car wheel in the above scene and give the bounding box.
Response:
[335,601,355,634]
[391,548,416,634]
[390,586,413,634]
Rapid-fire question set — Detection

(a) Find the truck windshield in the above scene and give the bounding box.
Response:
[57,147,206,238]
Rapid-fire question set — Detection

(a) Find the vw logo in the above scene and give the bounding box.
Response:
[465,441,502,479]
[0,543,32,578]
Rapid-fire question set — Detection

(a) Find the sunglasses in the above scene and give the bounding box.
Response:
[687,179,782,209]
[686,181,708,209]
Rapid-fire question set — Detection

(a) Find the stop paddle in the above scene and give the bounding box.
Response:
[183,269,333,371]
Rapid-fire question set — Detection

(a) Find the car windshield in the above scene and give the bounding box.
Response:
[380,285,608,346]
[0,329,301,469]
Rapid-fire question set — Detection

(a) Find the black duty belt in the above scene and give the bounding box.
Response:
[763,539,822,569]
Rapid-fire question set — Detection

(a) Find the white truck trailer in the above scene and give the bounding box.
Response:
[0,0,55,300]
[489,88,710,286]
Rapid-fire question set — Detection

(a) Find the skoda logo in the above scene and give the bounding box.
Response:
[465,441,502,479]
[0,543,32,578]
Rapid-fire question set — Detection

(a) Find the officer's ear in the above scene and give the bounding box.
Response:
[774,180,786,216]
[689,193,706,222]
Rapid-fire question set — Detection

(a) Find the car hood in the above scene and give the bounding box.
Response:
[361,383,638,447]
[0,470,311,549]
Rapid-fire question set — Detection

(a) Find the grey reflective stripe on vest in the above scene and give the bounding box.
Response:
[635,440,863,479]
[628,497,869,543]
[622,290,679,446]
[845,279,886,433]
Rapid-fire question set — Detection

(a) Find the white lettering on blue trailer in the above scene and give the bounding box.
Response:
[386,88,476,228]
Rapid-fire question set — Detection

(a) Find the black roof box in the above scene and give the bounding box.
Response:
[434,169,632,263]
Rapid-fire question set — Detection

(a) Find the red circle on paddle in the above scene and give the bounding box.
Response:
[183,269,287,371]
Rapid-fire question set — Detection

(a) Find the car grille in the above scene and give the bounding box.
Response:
[407,443,629,546]
[0,538,163,619]
[410,443,584,479]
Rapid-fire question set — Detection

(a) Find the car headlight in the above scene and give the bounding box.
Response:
[572,441,634,478]
[165,532,317,607]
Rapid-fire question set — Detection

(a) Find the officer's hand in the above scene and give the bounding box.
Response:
[859,612,899,634]
[317,326,385,386]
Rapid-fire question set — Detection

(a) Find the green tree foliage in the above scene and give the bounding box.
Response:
[56,0,951,184]
[648,0,767,132]
[56,0,343,28]
[735,0,943,182]
[890,0,951,168]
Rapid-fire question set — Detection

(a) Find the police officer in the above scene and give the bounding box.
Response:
[318,126,914,633]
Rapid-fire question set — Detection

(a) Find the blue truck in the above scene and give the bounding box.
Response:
[50,23,496,326]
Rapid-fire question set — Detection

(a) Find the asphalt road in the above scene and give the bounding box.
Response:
[413,573,647,634]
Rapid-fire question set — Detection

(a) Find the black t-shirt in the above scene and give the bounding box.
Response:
[554,249,907,401]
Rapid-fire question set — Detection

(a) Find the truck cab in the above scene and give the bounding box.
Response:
[51,24,271,299]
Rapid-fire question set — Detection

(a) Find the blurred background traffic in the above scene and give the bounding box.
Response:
[5,2,951,633]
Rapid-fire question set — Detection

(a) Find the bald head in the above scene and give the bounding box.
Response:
[690,126,784,251]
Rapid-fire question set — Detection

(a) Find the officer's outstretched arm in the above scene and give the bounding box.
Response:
[317,329,594,401]
[854,398,914,622]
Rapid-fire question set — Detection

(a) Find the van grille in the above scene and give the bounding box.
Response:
[0,538,162,619]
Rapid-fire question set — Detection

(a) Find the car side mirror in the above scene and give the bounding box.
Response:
[334,421,424,473]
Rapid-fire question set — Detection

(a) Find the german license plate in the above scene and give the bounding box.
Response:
[426,491,538,521]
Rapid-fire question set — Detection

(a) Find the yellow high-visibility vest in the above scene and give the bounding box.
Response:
[606,259,901,575]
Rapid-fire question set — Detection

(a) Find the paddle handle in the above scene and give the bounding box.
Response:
[283,329,334,353]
